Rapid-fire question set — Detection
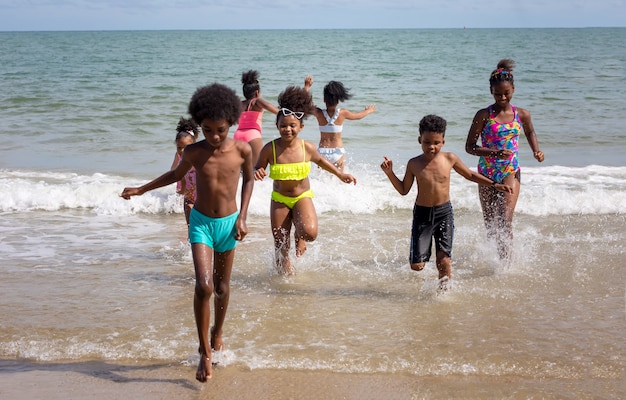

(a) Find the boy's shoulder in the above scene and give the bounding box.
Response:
[413,151,458,165]
[440,151,461,164]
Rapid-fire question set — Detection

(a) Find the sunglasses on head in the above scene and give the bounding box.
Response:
[279,108,304,119]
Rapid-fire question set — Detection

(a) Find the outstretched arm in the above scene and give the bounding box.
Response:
[121,162,190,199]
[255,97,279,114]
[518,108,545,162]
[380,156,414,195]
[308,142,356,184]
[342,104,376,121]
[450,153,513,193]
[121,149,193,199]
[304,75,313,92]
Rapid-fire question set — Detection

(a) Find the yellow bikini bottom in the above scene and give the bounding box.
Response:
[271,189,314,209]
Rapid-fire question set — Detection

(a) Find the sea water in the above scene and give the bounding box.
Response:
[0,28,624,396]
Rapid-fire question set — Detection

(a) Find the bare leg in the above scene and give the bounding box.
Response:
[334,155,346,173]
[211,249,234,352]
[436,254,451,280]
[480,174,520,260]
[498,174,521,261]
[435,250,451,293]
[292,197,318,258]
[191,243,214,382]
[478,185,500,241]
[271,201,294,274]
[248,138,263,167]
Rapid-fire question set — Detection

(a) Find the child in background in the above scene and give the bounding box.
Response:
[254,85,357,274]
[304,75,376,172]
[465,59,544,261]
[121,83,254,383]
[233,70,279,164]
[381,115,513,292]
[170,117,199,225]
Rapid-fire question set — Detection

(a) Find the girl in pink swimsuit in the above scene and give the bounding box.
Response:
[170,117,198,225]
[233,70,278,163]
[465,59,545,261]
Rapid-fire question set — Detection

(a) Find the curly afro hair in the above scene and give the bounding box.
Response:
[176,117,198,135]
[275,86,316,123]
[418,114,447,137]
[188,83,242,127]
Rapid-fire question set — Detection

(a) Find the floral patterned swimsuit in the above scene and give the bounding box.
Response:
[176,154,197,205]
[478,105,521,183]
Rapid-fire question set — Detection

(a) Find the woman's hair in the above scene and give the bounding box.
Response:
[323,81,353,106]
[188,83,242,126]
[489,58,515,87]
[241,70,260,100]
[276,86,316,123]
[175,117,198,141]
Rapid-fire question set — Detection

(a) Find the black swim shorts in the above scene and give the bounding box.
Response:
[410,201,454,263]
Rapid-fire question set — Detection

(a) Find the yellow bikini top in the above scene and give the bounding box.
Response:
[269,139,311,181]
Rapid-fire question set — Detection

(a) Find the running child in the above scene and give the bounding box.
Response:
[170,117,199,225]
[233,70,279,164]
[121,83,254,383]
[304,75,376,172]
[381,114,513,291]
[254,85,357,275]
[465,58,544,261]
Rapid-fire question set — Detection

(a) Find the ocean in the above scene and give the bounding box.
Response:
[0,28,624,398]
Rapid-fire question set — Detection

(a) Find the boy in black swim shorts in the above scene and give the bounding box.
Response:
[380,115,513,291]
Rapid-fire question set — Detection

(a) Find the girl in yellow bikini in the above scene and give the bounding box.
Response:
[254,85,357,274]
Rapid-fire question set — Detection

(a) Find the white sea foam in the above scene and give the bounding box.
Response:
[2,164,624,216]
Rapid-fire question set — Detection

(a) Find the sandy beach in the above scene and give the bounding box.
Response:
[1,359,621,400]
[1,28,625,400]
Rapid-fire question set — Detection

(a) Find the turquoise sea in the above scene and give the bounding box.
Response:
[0,29,624,398]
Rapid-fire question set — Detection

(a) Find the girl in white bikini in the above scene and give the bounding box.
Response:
[304,75,376,172]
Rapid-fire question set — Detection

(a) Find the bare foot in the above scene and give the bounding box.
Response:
[437,276,450,295]
[210,326,225,352]
[277,256,294,275]
[295,238,307,257]
[196,352,212,382]
[282,262,294,275]
[410,262,425,271]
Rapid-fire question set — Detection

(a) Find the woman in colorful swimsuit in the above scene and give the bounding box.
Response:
[304,75,376,172]
[465,58,544,261]
[233,70,278,164]
[254,85,357,274]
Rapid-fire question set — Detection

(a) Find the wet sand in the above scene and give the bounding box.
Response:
[1,360,621,400]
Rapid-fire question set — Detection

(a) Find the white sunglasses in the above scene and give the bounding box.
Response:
[279,108,304,119]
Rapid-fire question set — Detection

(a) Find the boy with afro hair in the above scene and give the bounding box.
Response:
[121,83,254,382]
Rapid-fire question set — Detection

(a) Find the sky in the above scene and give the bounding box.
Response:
[0,0,625,31]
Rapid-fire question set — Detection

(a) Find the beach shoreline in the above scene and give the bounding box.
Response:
[1,359,622,400]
